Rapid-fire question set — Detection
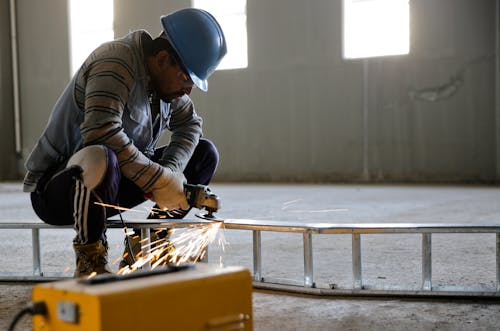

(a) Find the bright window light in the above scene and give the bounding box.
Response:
[192,0,248,70]
[69,0,114,75]
[343,0,409,59]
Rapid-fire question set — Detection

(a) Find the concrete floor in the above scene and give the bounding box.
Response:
[1,182,500,330]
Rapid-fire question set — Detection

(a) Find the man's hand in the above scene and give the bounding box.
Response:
[149,168,189,211]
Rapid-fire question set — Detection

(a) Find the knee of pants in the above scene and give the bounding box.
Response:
[197,138,219,171]
[68,145,120,201]
[184,139,219,185]
[96,147,121,202]
[67,145,110,190]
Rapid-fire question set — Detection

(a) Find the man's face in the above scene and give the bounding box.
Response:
[150,51,195,102]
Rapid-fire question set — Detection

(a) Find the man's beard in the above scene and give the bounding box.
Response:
[160,92,184,103]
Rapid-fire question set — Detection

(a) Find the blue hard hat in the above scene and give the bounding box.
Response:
[161,8,227,92]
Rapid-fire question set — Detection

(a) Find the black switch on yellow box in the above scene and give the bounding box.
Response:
[32,264,253,330]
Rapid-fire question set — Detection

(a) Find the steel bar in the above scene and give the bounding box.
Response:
[31,229,42,276]
[422,233,432,291]
[362,58,370,180]
[352,233,362,289]
[3,220,500,234]
[262,277,306,288]
[497,233,500,291]
[0,275,68,282]
[303,232,314,287]
[496,0,500,179]
[253,230,262,282]
[141,228,151,270]
[9,0,22,154]
[253,282,500,298]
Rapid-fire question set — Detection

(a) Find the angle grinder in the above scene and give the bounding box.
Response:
[184,183,221,220]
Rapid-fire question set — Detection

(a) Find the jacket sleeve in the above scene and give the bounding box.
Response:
[79,47,164,193]
[159,95,203,172]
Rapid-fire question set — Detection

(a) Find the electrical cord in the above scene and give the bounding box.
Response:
[93,193,136,266]
[94,193,136,267]
[8,301,47,331]
[117,200,136,265]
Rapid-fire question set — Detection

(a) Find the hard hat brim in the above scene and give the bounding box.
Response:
[160,18,209,92]
[188,71,208,92]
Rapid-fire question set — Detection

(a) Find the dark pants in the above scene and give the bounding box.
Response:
[31,139,218,244]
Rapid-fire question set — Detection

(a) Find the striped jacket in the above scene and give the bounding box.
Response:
[23,30,202,193]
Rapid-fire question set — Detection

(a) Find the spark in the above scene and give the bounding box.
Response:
[90,202,228,275]
[117,221,227,275]
[94,202,148,214]
[94,201,185,218]
[282,199,302,208]
[286,209,349,213]
[280,198,349,213]
[281,199,302,210]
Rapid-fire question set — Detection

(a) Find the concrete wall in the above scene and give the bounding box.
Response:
[0,0,70,179]
[0,0,497,182]
[17,0,71,173]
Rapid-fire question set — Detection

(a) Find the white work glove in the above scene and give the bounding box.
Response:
[149,168,189,211]
[66,145,108,190]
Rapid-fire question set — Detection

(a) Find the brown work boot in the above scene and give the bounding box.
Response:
[73,240,111,277]
[118,230,175,270]
[120,205,183,268]
[117,205,185,269]
[118,233,142,269]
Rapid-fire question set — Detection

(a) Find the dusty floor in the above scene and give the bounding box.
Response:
[2,284,500,331]
[1,182,500,330]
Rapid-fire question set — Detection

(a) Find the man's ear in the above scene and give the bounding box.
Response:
[156,50,170,69]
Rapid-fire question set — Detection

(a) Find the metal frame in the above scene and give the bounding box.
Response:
[1,219,500,297]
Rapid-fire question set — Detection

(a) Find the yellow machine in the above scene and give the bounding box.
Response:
[32,264,253,331]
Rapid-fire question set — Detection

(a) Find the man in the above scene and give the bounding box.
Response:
[23,8,227,276]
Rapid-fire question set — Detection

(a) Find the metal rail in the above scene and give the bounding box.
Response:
[1,219,500,297]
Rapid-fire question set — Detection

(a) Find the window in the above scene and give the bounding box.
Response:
[69,0,114,74]
[192,0,248,70]
[343,0,409,59]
